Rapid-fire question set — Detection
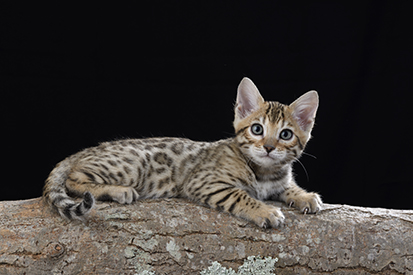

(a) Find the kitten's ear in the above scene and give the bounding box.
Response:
[235,77,265,119]
[290,91,319,132]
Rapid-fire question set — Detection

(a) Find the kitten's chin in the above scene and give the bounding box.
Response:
[242,148,287,167]
[252,155,284,167]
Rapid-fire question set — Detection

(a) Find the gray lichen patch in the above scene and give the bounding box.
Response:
[166,238,182,261]
[132,236,159,251]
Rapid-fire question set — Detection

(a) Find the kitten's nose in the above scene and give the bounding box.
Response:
[263,145,275,153]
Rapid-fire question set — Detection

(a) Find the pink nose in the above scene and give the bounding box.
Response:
[263,145,275,153]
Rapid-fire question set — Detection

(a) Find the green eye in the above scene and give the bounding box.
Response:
[280,129,293,140]
[251,124,264,135]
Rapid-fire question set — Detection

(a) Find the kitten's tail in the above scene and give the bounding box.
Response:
[43,158,94,220]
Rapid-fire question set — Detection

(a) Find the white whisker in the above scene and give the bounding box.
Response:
[294,157,310,182]
[302,152,317,159]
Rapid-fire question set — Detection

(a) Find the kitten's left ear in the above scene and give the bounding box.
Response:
[290,91,319,132]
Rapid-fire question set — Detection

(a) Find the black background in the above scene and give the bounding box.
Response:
[1,3,412,209]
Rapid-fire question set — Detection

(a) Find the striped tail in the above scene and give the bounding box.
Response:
[43,158,95,220]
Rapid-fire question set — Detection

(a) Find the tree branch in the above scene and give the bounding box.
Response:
[0,198,412,274]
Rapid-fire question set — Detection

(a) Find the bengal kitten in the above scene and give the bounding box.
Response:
[43,77,322,228]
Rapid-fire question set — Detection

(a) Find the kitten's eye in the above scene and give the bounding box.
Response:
[251,124,264,135]
[280,129,293,140]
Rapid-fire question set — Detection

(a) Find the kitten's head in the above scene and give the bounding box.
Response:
[233,77,318,168]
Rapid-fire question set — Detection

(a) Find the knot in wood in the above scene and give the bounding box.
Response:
[44,242,66,259]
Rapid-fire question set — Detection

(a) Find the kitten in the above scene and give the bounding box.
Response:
[43,77,322,228]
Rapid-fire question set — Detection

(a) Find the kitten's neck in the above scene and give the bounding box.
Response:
[248,161,292,182]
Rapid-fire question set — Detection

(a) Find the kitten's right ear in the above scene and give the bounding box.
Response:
[235,77,265,119]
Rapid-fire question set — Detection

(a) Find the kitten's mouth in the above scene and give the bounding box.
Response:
[258,154,278,163]
[250,150,283,165]
[261,151,278,159]
[259,153,284,165]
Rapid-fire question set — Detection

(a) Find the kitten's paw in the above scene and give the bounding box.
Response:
[251,204,285,229]
[110,186,140,204]
[287,192,322,214]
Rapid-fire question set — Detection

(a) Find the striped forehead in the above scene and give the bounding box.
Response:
[264,101,286,124]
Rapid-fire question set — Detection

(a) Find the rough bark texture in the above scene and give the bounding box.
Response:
[0,197,412,275]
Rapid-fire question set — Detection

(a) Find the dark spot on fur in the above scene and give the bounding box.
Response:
[108,160,117,167]
[156,167,166,174]
[171,142,184,155]
[147,181,155,193]
[154,143,167,149]
[122,157,134,165]
[153,152,173,167]
[100,164,109,171]
[123,165,131,175]
[158,177,170,189]
[82,171,95,182]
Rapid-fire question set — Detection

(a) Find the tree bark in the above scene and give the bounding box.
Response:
[0,197,412,275]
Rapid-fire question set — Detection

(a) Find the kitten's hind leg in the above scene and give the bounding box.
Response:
[66,173,139,204]
[94,185,139,204]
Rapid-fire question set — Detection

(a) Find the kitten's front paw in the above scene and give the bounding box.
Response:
[287,192,322,214]
[251,204,285,229]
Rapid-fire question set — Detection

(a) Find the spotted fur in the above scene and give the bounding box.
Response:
[43,77,322,228]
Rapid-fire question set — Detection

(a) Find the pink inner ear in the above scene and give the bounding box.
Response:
[236,78,264,119]
[236,104,249,119]
[294,104,315,129]
[291,91,318,132]
[236,101,258,119]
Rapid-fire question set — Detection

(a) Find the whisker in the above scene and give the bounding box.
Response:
[294,157,310,182]
[302,152,317,159]
[246,156,254,166]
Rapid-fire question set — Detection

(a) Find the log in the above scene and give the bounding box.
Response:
[0,197,412,275]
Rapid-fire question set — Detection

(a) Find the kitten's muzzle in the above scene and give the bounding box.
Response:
[263,145,276,153]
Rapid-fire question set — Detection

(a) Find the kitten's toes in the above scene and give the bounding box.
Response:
[288,192,322,214]
[253,205,285,229]
[126,188,140,204]
[111,187,140,204]
[305,193,323,214]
